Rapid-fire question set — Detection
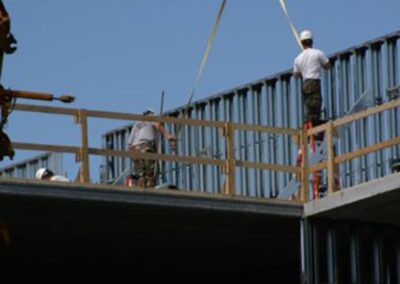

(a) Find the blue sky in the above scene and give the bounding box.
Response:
[1,0,399,181]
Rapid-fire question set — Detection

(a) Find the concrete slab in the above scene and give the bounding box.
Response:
[0,178,303,281]
[304,172,400,225]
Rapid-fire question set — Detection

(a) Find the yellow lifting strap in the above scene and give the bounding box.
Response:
[278,0,303,51]
[179,0,227,126]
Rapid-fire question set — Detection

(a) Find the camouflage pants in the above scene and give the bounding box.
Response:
[302,79,322,125]
[131,141,157,187]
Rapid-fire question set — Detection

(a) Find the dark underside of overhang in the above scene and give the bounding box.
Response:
[0,181,302,282]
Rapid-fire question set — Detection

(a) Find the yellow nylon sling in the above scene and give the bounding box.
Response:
[176,0,227,136]
[279,0,303,50]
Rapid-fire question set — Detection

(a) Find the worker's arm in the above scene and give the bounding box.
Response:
[323,60,332,70]
[293,60,302,78]
[154,122,176,141]
[293,71,302,78]
[320,51,332,70]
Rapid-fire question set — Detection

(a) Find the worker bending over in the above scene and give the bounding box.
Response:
[35,168,70,182]
[128,109,176,188]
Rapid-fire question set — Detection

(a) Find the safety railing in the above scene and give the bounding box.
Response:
[10,103,299,197]
[7,97,400,202]
[304,97,400,200]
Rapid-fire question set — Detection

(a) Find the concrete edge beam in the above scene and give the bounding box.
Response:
[0,179,303,218]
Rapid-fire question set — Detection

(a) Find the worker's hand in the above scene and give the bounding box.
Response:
[167,135,177,151]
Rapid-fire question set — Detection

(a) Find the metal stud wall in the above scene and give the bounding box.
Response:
[101,30,400,197]
[301,219,400,284]
[0,152,64,180]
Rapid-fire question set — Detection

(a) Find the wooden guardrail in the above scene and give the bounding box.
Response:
[304,98,400,199]
[9,98,400,201]
[11,103,300,197]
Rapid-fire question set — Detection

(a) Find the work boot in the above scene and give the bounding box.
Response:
[137,177,145,188]
[145,176,155,188]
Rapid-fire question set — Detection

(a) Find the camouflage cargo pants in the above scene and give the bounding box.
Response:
[302,79,322,125]
[131,141,157,187]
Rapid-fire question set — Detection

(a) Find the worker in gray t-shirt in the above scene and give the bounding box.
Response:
[128,109,176,188]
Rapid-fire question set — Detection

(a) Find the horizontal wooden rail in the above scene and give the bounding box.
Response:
[14,104,78,116]
[13,142,80,154]
[306,135,400,174]
[236,160,300,174]
[232,123,299,135]
[335,136,400,164]
[307,98,400,136]
[14,103,302,136]
[89,148,226,167]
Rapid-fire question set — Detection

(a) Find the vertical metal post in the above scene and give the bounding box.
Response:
[252,85,264,197]
[312,223,320,283]
[301,219,313,284]
[238,90,249,196]
[350,229,361,283]
[327,225,337,283]
[396,241,400,284]
[77,109,90,183]
[373,236,384,284]
[224,122,235,195]
[199,105,207,192]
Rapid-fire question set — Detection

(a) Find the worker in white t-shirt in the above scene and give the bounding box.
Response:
[35,168,70,182]
[293,30,331,128]
[128,109,176,188]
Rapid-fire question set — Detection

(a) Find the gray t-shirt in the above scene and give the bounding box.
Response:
[127,121,158,146]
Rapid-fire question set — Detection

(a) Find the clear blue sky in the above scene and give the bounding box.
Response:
[1,0,399,181]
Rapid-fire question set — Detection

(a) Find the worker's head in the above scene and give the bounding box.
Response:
[35,168,54,180]
[300,30,313,48]
[142,108,155,116]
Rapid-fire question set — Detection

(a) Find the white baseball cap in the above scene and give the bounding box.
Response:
[300,30,313,41]
[35,168,48,180]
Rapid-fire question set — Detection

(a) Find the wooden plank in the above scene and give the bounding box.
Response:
[14,104,77,116]
[307,99,400,135]
[88,148,226,167]
[77,110,90,183]
[233,123,299,135]
[86,109,226,128]
[307,161,327,174]
[14,104,299,136]
[326,121,335,194]
[12,142,79,154]
[333,98,400,127]
[308,136,400,172]
[300,126,309,202]
[335,136,400,164]
[224,122,236,195]
[236,160,300,173]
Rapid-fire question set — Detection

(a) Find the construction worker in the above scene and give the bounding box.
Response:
[128,109,176,188]
[35,168,70,182]
[293,29,331,128]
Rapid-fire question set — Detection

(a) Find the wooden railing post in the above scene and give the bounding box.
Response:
[77,109,90,183]
[326,121,335,194]
[224,122,235,195]
[300,125,309,202]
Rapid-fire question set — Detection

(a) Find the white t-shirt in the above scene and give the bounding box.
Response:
[50,175,70,182]
[127,121,158,147]
[293,48,329,80]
